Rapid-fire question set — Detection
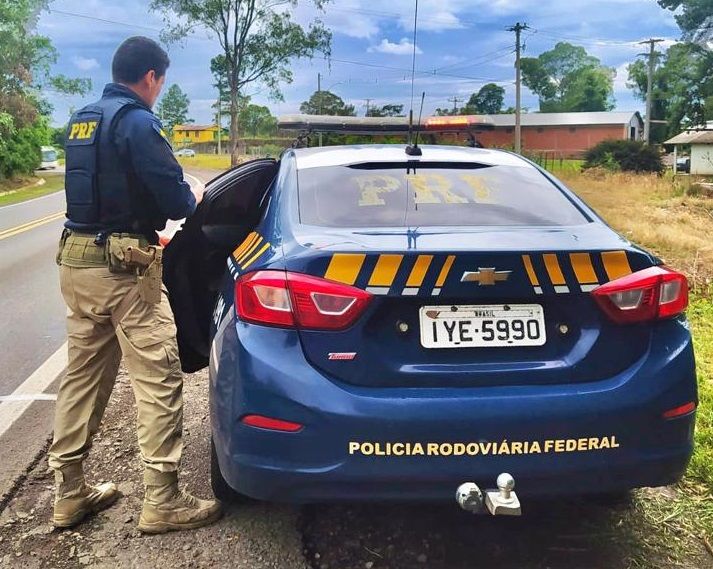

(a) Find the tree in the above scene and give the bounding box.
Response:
[239,103,277,136]
[657,0,713,40]
[628,43,711,140]
[0,0,90,178]
[151,0,331,166]
[156,84,192,135]
[521,42,615,112]
[434,107,458,116]
[652,0,713,131]
[300,90,356,116]
[463,83,505,114]
[210,56,230,124]
[366,104,404,117]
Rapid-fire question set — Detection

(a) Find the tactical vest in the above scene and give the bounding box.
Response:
[64,96,153,236]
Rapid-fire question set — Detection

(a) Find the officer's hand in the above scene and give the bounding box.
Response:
[191,182,206,206]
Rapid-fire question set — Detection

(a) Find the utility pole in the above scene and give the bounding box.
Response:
[216,82,222,156]
[217,101,221,155]
[447,96,463,114]
[508,22,528,154]
[640,38,663,144]
[364,98,373,116]
[317,72,322,147]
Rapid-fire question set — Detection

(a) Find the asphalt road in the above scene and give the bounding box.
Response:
[0,170,209,397]
[0,169,212,506]
[0,191,67,395]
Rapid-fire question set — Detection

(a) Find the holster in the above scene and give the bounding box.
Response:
[132,246,163,305]
[107,233,163,304]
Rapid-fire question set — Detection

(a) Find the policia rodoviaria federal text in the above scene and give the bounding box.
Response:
[50,36,221,533]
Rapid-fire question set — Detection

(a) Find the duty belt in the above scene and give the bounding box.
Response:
[57,230,150,269]
[57,231,109,268]
[58,230,164,304]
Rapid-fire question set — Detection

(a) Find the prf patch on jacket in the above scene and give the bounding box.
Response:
[66,114,101,145]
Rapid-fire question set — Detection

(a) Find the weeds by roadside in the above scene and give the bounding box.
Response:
[563,170,713,564]
[561,170,713,294]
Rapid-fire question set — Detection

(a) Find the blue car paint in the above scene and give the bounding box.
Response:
[208,148,696,502]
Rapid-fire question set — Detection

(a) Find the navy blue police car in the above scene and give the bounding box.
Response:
[164,116,696,510]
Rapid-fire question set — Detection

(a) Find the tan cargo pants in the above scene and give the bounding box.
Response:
[48,265,183,474]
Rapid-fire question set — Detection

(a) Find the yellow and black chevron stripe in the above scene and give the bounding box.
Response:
[323,253,455,296]
[522,250,632,294]
[322,250,634,296]
[232,232,272,271]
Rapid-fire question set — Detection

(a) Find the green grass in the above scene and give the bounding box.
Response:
[177,153,231,171]
[688,298,713,489]
[549,158,584,173]
[0,174,64,206]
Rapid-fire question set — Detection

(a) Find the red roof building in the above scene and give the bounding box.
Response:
[475,111,644,158]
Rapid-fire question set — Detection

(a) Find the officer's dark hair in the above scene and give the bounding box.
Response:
[112,37,170,84]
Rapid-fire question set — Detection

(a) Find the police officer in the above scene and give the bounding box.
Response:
[49,36,221,533]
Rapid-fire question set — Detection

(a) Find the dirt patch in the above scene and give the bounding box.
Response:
[0,368,308,569]
[300,497,712,569]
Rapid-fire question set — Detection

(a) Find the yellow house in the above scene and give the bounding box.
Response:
[172,124,220,145]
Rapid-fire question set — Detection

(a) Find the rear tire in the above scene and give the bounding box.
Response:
[210,437,251,504]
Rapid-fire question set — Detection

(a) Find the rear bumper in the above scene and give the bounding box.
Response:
[210,316,696,502]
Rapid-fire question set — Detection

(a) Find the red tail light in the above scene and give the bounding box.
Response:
[241,414,303,432]
[662,401,696,419]
[592,266,688,324]
[236,270,372,330]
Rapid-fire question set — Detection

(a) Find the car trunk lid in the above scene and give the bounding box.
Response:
[285,225,657,388]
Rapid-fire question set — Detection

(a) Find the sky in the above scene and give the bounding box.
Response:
[36,0,684,127]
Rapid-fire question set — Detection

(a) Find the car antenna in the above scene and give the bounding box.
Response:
[405,0,422,157]
[406,93,426,164]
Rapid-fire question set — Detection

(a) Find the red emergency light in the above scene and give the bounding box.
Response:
[424,115,483,129]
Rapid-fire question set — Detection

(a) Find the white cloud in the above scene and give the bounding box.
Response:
[612,62,631,95]
[72,56,100,71]
[369,38,423,55]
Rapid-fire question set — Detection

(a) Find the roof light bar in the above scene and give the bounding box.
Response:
[424,116,483,129]
[278,114,495,135]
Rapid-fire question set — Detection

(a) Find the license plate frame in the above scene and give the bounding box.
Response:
[419,304,546,349]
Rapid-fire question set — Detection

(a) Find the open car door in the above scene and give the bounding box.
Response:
[163,159,279,372]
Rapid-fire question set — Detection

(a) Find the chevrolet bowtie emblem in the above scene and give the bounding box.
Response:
[461,268,511,286]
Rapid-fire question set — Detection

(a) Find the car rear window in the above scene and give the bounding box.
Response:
[297,162,588,227]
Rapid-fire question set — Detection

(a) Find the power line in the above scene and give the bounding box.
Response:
[534,31,638,47]
[327,57,512,84]
[49,7,512,85]
[326,5,490,29]
[432,45,515,73]
[48,8,213,41]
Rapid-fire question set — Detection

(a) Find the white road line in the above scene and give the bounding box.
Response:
[0,189,64,210]
[0,394,57,402]
[184,172,204,187]
[0,342,67,440]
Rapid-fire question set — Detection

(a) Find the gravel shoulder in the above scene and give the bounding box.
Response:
[0,368,308,569]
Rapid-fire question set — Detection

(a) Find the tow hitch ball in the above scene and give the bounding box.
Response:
[455,473,521,516]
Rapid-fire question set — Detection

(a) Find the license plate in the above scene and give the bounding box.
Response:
[419,304,546,348]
